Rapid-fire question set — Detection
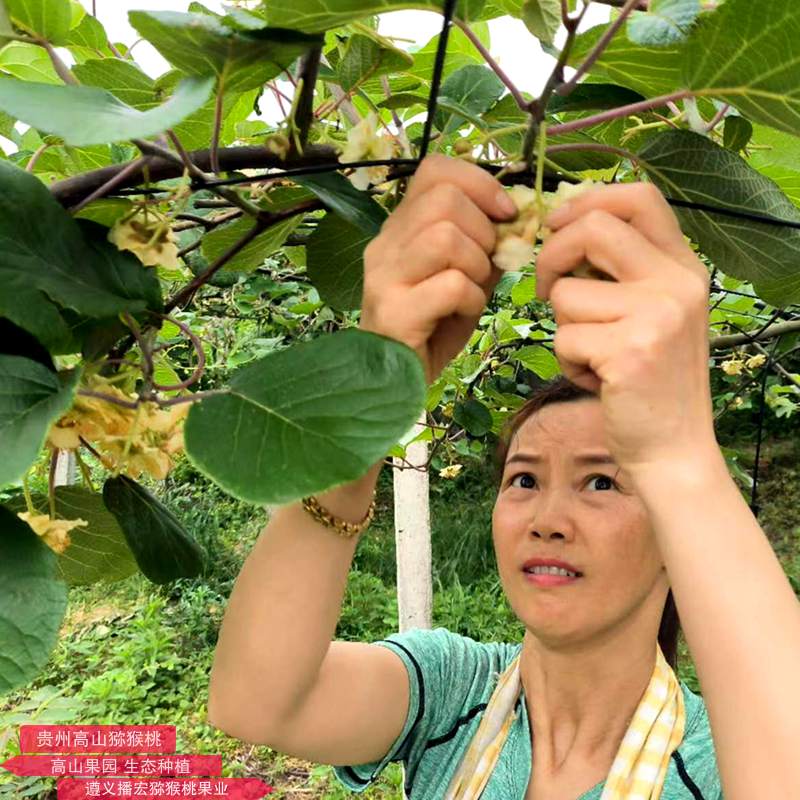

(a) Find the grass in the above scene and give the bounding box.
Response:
[1,430,798,799]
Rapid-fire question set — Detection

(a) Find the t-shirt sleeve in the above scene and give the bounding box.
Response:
[331,626,474,794]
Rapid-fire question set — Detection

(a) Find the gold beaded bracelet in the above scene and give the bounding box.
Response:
[301,493,377,539]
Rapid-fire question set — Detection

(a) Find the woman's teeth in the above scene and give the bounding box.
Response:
[525,566,578,577]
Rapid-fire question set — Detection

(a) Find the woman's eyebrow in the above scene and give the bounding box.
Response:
[505,452,616,467]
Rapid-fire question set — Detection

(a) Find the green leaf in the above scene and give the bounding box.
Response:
[337,32,412,92]
[637,129,800,306]
[5,487,139,586]
[747,123,800,209]
[306,212,371,312]
[0,161,162,336]
[72,58,157,110]
[293,170,388,234]
[627,0,700,46]
[63,10,107,50]
[546,83,645,114]
[0,41,60,83]
[128,10,323,93]
[567,22,683,97]
[0,356,79,488]
[511,274,537,306]
[0,507,68,694]
[265,0,486,34]
[723,115,753,153]
[683,0,800,137]
[434,64,505,135]
[453,397,493,436]
[5,0,72,45]
[512,344,560,379]
[102,475,206,585]
[184,328,427,505]
[201,215,304,273]
[0,74,214,146]
[521,0,561,46]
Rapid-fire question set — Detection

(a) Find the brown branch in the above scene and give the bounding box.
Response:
[164,199,323,312]
[556,0,643,97]
[292,44,322,155]
[50,144,341,209]
[709,319,800,350]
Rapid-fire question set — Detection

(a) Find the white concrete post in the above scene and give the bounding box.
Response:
[392,408,433,633]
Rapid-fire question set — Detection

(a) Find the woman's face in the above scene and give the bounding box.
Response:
[492,397,669,647]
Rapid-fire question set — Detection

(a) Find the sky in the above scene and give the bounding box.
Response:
[0,1,610,152]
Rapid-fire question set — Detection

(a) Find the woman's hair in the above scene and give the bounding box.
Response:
[490,374,682,672]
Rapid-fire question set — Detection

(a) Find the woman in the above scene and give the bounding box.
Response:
[206,154,800,799]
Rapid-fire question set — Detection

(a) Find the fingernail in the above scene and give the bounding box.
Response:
[495,189,517,218]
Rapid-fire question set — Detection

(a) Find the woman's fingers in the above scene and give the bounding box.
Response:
[543,181,706,279]
[403,152,516,224]
[548,277,643,326]
[381,180,500,255]
[393,219,494,287]
[407,268,491,331]
[535,209,676,300]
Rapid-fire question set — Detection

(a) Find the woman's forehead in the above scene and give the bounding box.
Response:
[512,399,606,450]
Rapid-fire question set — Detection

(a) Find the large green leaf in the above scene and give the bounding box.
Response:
[683,0,800,138]
[0,41,60,83]
[5,0,72,45]
[0,74,214,146]
[434,64,505,135]
[128,10,323,93]
[4,487,139,586]
[567,22,683,97]
[637,130,800,306]
[0,162,162,344]
[337,31,412,92]
[627,0,700,46]
[102,475,206,585]
[0,357,79,488]
[747,123,800,209]
[521,0,560,46]
[0,507,68,693]
[546,82,645,114]
[293,171,388,234]
[265,0,486,33]
[63,10,107,51]
[201,215,304,273]
[72,58,157,110]
[306,212,371,311]
[184,328,426,505]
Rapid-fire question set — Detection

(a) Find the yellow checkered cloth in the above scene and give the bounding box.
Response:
[443,641,686,800]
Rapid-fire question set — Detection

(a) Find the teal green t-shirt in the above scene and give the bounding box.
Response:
[333,627,724,799]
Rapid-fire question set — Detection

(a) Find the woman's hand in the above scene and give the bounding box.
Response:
[358,153,517,386]
[536,181,717,474]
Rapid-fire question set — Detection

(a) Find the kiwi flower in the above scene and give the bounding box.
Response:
[17,512,87,555]
[339,112,396,190]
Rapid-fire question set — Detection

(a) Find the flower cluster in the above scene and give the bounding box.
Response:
[17,512,87,555]
[439,463,463,479]
[492,180,600,272]
[720,353,767,376]
[109,208,181,269]
[338,112,397,190]
[48,376,188,480]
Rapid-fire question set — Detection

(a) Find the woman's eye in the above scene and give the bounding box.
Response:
[588,474,617,491]
[509,472,536,489]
